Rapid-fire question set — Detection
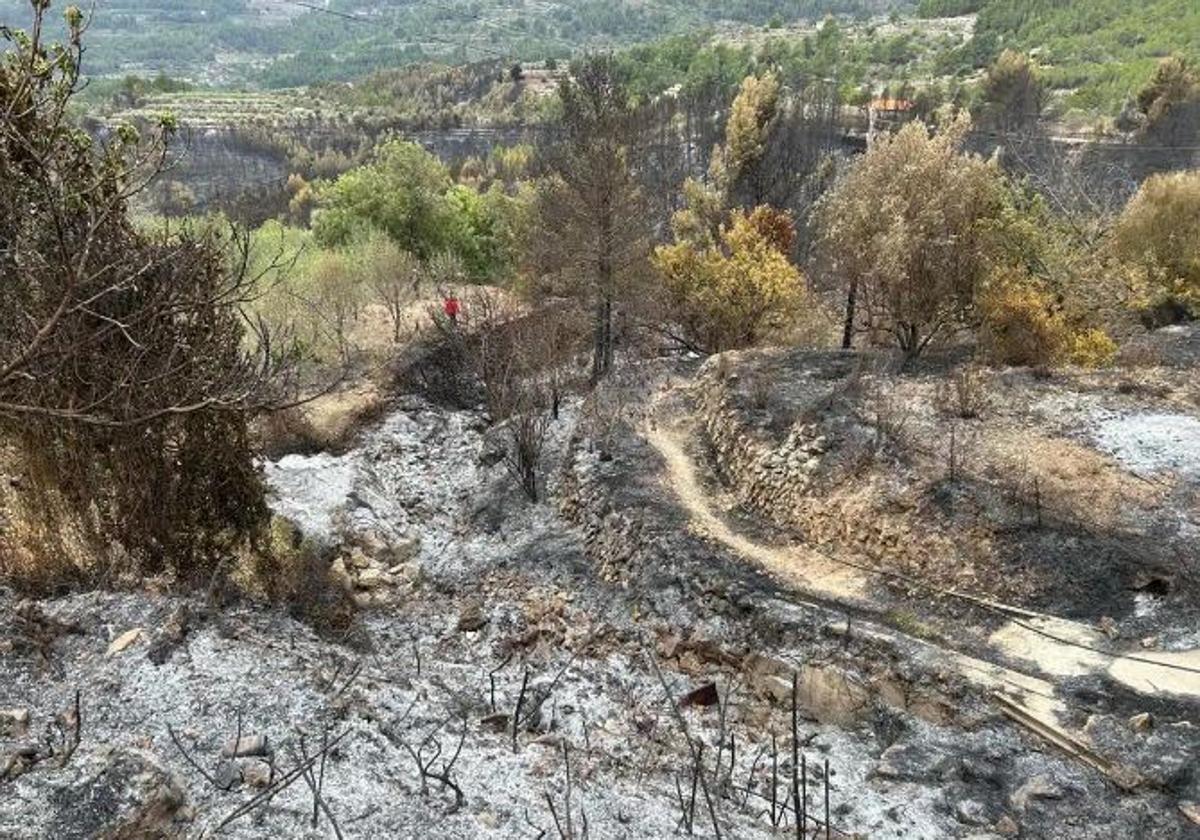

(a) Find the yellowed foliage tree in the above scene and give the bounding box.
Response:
[979,266,1117,368]
[1110,169,1200,319]
[721,71,781,182]
[654,206,807,352]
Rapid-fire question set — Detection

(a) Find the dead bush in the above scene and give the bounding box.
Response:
[505,410,552,502]
[1,13,305,588]
[256,408,326,458]
[747,374,773,411]
[862,382,911,454]
[0,446,102,593]
[935,365,990,419]
[437,292,586,501]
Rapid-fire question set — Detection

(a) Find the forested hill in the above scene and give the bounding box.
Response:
[919,0,1200,112]
[0,0,908,87]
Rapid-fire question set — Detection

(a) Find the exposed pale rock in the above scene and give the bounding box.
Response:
[107,628,143,656]
[0,708,29,737]
[1129,712,1154,732]
[1009,775,1063,813]
[221,734,269,758]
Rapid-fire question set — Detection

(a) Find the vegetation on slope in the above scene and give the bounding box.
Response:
[921,0,1200,114]
[0,0,908,87]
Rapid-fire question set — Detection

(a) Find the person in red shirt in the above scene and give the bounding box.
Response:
[443,292,460,325]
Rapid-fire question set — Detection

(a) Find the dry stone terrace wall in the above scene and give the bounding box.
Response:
[692,352,961,584]
[557,434,653,587]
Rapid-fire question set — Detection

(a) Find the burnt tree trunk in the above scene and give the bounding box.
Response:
[841,278,858,350]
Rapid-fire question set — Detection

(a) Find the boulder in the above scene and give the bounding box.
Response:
[0,708,29,737]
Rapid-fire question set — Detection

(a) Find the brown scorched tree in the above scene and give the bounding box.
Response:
[1,3,297,583]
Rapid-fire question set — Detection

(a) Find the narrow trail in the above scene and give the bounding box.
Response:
[642,418,1200,723]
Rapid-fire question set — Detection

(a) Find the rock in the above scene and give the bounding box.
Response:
[456,601,488,632]
[0,753,19,781]
[1140,635,1160,649]
[1009,775,1063,813]
[45,748,187,839]
[329,557,354,591]
[752,673,793,704]
[1179,801,1200,826]
[658,633,682,659]
[347,548,372,570]
[107,628,143,656]
[1,745,39,781]
[1129,712,1154,732]
[994,814,1020,836]
[0,708,29,737]
[147,606,191,666]
[795,665,870,726]
[241,760,273,788]
[679,682,719,708]
[955,799,991,826]
[874,742,952,782]
[213,759,241,790]
[355,567,390,590]
[221,734,269,758]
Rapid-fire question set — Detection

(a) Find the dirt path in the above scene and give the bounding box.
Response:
[643,418,1200,716]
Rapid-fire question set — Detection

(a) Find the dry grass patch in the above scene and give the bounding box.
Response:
[982,431,1166,531]
[0,445,112,593]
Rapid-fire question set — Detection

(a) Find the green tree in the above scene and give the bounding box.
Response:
[313,139,456,259]
[977,49,1046,131]
[721,71,781,188]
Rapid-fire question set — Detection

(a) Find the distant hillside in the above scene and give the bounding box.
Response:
[920,0,1200,113]
[0,0,909,87]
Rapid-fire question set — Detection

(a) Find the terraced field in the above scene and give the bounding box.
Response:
[108,91,326,131]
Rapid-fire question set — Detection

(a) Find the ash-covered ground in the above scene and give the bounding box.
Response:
[3,350,1200,839]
